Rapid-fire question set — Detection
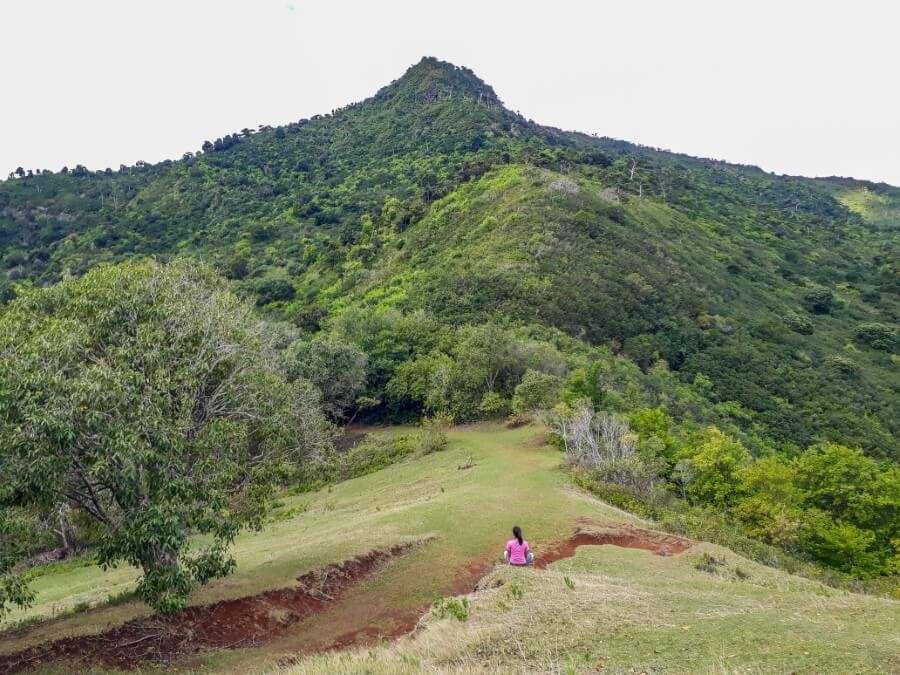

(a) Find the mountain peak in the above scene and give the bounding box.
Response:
[374,57,503,109]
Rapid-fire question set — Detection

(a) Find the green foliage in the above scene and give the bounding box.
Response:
[0,259,330,613]
[385,321,567,422]
[1,57,897,586]
[0,58,896,460]
[783,311,814,335]
[802,287,835,314]
[793,444,899,565]
[512,369,562,413]
[431,596,470,621]
[285,335,367,420]
[677,428,750,508]
[0,507,37,617]
[798,510,881,576]
[255,274,295,305]
[417,413,451,454]
[293,434,416,492]
[855,322,896,351]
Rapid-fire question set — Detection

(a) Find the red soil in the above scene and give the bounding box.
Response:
[535,523,693,568]
[0,543,416,674]
[0,523,691,672]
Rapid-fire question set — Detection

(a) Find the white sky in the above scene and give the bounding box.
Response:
[2,0,898,185]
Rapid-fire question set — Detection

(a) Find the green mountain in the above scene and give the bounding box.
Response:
[1,56,897,457]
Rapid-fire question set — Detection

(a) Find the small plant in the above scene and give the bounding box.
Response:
[505,413,532,428]
[457,454,476,470]
[695,551,726,574]
[103,588,137,607]
[563,575,575,590]
[431,596,470,621]
[265,501,310,523]
[507,580,524,600]
[418,413,451,454]
[734,566,750,580]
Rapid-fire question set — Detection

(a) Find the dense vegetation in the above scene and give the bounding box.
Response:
[0,261,330,613]
[0,58,897,609]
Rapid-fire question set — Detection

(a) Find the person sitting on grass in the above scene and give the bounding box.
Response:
[504,525,533,566]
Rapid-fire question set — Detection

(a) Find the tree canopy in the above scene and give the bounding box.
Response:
[0,259,329,614]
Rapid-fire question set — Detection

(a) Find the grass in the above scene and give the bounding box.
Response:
[2,423,897,673]
[288,544,899,674]
[0,424,631,669]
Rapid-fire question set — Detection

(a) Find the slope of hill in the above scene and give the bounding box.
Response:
[0,56,897,458]
[1,425,896,673]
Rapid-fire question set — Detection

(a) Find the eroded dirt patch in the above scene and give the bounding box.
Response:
[1,524,693,672]
[281,525,693,665]
[0,542,418,673]
[535,523,693,568]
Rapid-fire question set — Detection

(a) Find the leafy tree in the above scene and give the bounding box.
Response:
[0,504,36,618]
[798,510,881,576]
[285,335,367,420]
[0,259,329,613]
[794,444,898,535]
[512,369,562,413]
[678,427,750,508]
[255,275,295,305]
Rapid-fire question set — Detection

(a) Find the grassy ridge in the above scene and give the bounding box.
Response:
[2,424,897,673]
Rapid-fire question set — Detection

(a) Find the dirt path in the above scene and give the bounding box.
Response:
[0,523,692,673]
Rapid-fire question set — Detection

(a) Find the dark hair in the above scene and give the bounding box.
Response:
[512,525,523,545]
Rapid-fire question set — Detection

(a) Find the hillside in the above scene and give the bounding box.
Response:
[2,425,897,673]
[1,57,896,460]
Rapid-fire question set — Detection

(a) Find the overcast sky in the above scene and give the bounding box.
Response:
[2,0,898,185]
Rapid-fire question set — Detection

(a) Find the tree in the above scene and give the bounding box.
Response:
[512,369,561,413]
[0,259,329,613]
[678,427,750,508]
[0,503,36,618]
[285,335,367,420]
[255,275,295,305]
[794,443,897,535]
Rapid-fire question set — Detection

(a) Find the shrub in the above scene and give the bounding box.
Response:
[798,511,880,576]
[855,322,896,351]
[784,311,814,334]
[677,427,750,508]
[285,336,368,420]
[255,275,295,305]
[296,433,415,490]
[825,355,859,378]
[802,287,835,314]
[432,597,470,621]
[695,551,726,574]
[512,369,562,413]
[417,413,451,454]
[478,391,510,418]
[548,406,636,468]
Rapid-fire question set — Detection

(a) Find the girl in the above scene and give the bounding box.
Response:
[504,525,533,566]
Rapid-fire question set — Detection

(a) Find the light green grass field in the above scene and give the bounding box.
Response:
[2,424,897,673]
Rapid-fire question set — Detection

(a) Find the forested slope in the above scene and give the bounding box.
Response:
[1,57,897,458]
